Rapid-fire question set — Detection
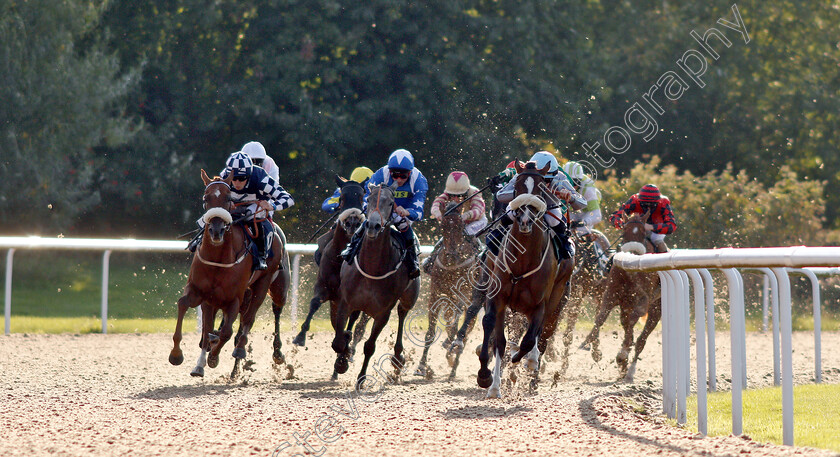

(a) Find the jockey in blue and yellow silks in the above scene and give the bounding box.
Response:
[341,149,428,279]
[321,166,374,213]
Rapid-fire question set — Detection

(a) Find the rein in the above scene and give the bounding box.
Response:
[497,229,552,285]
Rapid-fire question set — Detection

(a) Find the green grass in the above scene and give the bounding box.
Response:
[686,384,840,452]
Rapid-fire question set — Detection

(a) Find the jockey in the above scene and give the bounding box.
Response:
[489,151,586,259]
[487,160,518,219]
[321,166,374,213]
[341,148,428,279]
[562,161,603,239]
[609,184,676,253]
[242,141,280,218]
[222,151,294,269]
[422,171,487,273]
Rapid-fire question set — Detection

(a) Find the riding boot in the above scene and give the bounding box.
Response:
[186,230,203,253]
[422,238,443,274]
[653,239,669,253]
[340,222,365,263]
[403,233,420,279]
[255,220,273,271]
[551,224,575,259]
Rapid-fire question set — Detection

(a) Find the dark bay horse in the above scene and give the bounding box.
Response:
[477,161,575,398]
[332,183,420,386]
[169,170,287,378]
[293,176,369,378]
[414,201,481,380]
[580,211,662,382]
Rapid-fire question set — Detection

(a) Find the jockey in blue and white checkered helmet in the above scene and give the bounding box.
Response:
[187,151,294,271]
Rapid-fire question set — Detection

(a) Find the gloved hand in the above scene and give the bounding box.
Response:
[431,207,442,220]
[460,212,471,222]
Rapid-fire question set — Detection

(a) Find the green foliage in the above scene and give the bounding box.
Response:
[0,0,137,232]
[598,156,825,248]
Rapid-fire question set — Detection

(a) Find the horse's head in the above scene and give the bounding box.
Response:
[365,183,397,238]
[441,201,464,232]
[335,175,366,235]
[200,169,234,246]
[509,160,550,234]
[619,210,651,255]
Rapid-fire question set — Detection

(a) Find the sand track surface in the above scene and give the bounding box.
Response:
[1,329,838,457]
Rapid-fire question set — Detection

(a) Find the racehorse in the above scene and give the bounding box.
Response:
[331,183,421,386]
[579,210,662,382]
[292,176,370,379]
[169,170,287,379]
[476,161,575,398]
[414,201,481,380]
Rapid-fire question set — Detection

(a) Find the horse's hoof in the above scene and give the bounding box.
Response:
[486,386,502,399]
[232,347,246,359]
[335,356,349,374]
[440,336,453,350]
[330,371,339,381]
[591,348,602,362]
[190,366,204,377]
[446,351,456,368]
[169,351,184,366]
[414,364,427,377]
[477,369,493,388]
[292,332,307,347]
[273,351,285,365]
[579,342,591,351]
[207,354,219,369]
[510,350,524,365]
[529,378,539,392]
[208,334,220,344]
[525,358,539,372]
[449,340,464,355]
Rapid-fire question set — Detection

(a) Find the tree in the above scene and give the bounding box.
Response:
[0,0,136,233]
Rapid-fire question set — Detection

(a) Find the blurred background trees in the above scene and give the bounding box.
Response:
[1,0,837,246]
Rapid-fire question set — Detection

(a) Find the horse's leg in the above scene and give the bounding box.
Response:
[476,296,498,389]
[234,279,269,360]
[415,290,440,378]
[616,301,639,380]
[392,301,410,379]
[356,313,391,386]
[170,287,200,366]
[349,311,369,363]
[208,301,238,369]
[331,299,352,375]
[191,303,214,376]
[269,262,290,365]
[487,305,507,399]
[626,298,662,383]
[329,310,362,380]
[580,278,621,362]
[272,300,285,365]
[512,303,545,366]
[293,281,328,347]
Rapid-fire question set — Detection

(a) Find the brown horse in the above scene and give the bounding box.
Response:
[332,183,420,386]
[293,176,369,378]
[476,161,575,398]
[169,170,286,378]
[414,201,481,380]
[580,211,662,382]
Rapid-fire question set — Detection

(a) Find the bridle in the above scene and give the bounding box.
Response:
[368,185,395,236]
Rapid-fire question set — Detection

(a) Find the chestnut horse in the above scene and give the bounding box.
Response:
[477,161,575,398]
[169,170,287,378]
[414,201,481,380]
[293,176,369,378]
[332,183,420,386]
[580,211,662,382]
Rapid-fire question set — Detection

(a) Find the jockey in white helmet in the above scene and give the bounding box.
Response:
[562,161,603,238]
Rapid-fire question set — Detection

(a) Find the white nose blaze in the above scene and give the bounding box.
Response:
[525,176,534,194]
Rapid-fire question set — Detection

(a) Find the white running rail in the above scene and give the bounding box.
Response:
[614,246,840,446]
[0,236,430,336]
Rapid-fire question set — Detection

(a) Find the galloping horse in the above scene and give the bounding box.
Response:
[477,161,575,398]
[169,170,287,378]
[332,183,420,385]
[414,201,481,380]
[580,211,662,382]
[293,176,369,378]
